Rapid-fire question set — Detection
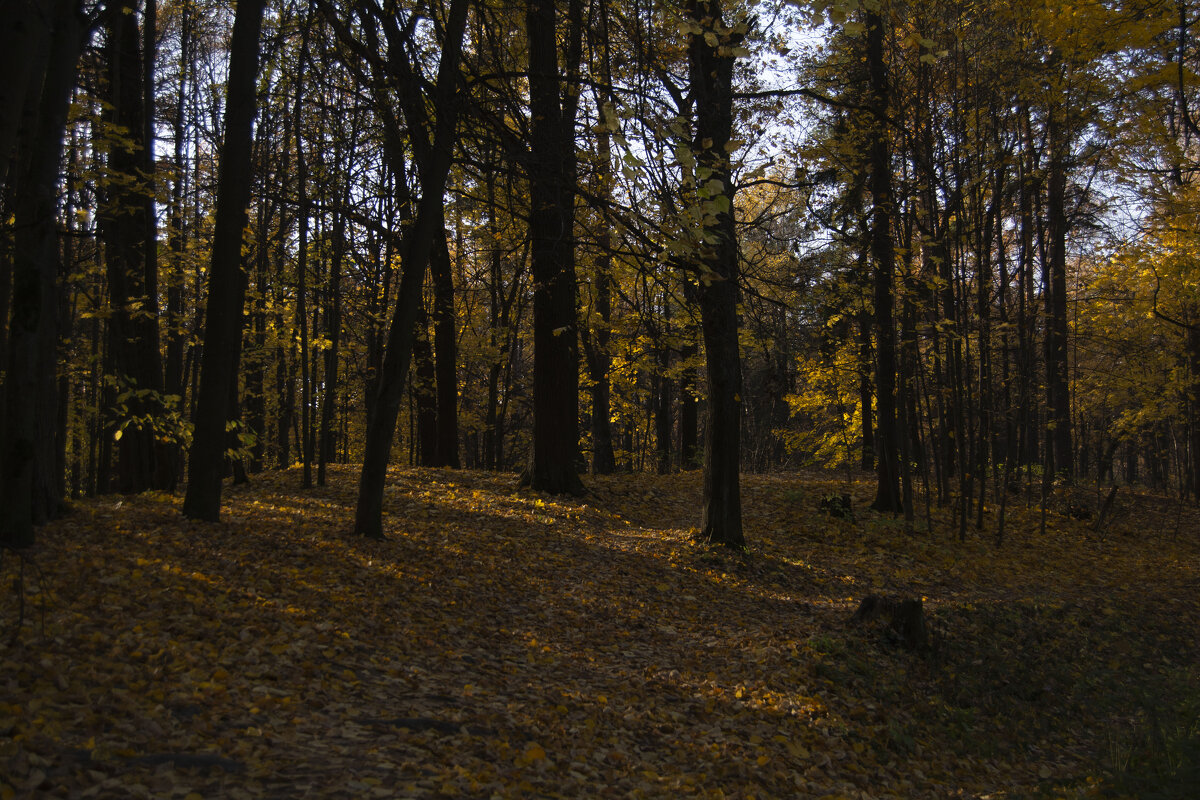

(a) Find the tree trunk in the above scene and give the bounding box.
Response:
[0,0,49,201]
[181,0,267,522]
[1045,92,1073,480]
[866,6,902,513]
[690,0,744,547]
[352,0,470,537]
[430,205,460,468]
[679,277,699,469]
[859,313,874,471]
[163,0,191,487]
[524,0,584,495]
[317,206,345,485]
[414,299,438,465]
[0,0,83,547]
[100,0,167,494]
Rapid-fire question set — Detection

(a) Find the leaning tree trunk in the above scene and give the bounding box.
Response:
[351,0,470,537]
[181,0,267,522]
[690,0,745,547]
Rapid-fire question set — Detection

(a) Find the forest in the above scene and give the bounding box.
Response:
[3,0,1200,544]
[2,0,1200,797]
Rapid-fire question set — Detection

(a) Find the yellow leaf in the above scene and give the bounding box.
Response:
[524,743,546,762]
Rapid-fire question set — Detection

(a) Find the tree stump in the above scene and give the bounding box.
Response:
[852,594,928,651]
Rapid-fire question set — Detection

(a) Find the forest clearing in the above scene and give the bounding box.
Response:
[3,466,1198,799]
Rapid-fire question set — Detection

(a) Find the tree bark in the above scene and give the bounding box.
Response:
[430,205,460,468]
[690,0,744,547]
[1045,91,1073,480]
[100,0,168,494]
[524,0,584,495]
[414,298,438,465]
[352,0,470,537]
[181,0,267,522]
[866,6,902,514]
[0,0,83,547]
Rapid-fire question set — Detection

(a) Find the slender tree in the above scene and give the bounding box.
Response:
[865,5,902,513]
[348,0,471,537]
[182,0,268,522]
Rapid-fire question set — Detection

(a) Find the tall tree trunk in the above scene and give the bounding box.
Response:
[414,298,438,465]
[181,0,267,522]
[101,0,167,493]
[0,0,83,547]
[164,0,191,487]
[317,206,345,485]
[430,205,460,467]
[0,0,49,202]
[524,0,584,495]
[690,0,744,547]
[352,0,470,537]
[866,6,902,513]
[1045,92,1072,480]
[655,295,672,474]
[859,311,874,471]
[679,278,699,469]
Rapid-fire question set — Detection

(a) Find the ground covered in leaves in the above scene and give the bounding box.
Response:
[3,466,1199,799]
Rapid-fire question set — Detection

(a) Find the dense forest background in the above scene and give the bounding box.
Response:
[3,0,1200,547]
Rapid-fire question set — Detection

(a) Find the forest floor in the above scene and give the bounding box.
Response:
[2,466,1199,799]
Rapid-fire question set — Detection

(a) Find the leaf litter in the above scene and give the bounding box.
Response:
[2,466,1198,798]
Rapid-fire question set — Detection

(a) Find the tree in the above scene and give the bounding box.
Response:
[98,0,171,494]
[0,0,88,547]
[864,4,902,513]
[523,0,585,495]
[689,0,746,547]
[181,0,268,522]
[345,0,471,538]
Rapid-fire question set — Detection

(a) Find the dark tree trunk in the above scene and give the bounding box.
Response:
[352,0,469,537]
[689,0,744,547]
[586,248,616,474]
[292,24,313,490]
[181,0,267,522]
[655,306,672,474]
[430,205,459,468]
[866,7,902,514]
[247,235,267,473]
[0,0,83,548]
[163,0,191,486]
[859,313,874,471]
[679,278,699,469]
[1017,105,1039,468]
[585,0,617,476]
[100,0,167,493]
[1045,94,1072,480]
[317,207,345,485]
[414,299,438,465]
[0,0,49,201]
[524,0,584,495]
